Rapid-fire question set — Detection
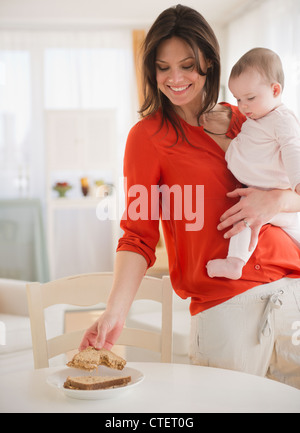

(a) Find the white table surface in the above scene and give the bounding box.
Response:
[1,362,299,413]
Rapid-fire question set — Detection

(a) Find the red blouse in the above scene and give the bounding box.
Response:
[117,103,300,315]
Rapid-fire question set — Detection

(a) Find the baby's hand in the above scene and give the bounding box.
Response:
[296,184,300,195]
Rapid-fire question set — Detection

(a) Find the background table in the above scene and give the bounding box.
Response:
[1,362,300,413]
[0,199,49,282]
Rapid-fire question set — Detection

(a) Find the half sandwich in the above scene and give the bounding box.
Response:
[63,375,131,390]
[67,346,126,371]
[65,346,131,390]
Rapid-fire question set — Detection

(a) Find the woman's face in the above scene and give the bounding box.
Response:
[155,36,209,113]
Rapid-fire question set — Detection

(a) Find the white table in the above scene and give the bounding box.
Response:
[1,362,299,413]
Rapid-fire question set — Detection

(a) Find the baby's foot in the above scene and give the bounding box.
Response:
[206,257,245,280]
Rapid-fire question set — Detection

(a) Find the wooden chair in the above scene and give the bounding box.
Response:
[26,272,173,369]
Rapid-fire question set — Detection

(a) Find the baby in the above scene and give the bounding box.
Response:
[207,47,300,280]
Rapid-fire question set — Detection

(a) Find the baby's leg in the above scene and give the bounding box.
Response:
[207,225,254,280]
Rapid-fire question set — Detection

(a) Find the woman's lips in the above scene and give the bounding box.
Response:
[168,84,192,94]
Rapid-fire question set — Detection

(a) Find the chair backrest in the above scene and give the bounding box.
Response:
[26,272,173,369]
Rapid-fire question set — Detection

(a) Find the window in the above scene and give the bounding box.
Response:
[0,30,136,200]
[0,50,31,197]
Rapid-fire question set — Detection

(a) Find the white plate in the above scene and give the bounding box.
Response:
[47,365,144,400]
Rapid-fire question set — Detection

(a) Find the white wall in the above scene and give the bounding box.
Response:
[223,0,300,115]
[0,0,250,28]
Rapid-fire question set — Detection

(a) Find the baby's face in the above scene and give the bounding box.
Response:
[229,68,281,120]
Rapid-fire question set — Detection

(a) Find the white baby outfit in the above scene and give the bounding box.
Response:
[225,104,300,263]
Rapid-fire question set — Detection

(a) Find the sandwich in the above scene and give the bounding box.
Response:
[67,346,126,371]
[63,375,131,390]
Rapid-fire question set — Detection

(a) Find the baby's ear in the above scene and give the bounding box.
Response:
[272,82,281,97]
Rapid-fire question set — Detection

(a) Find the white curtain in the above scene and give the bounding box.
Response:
[0,29,137,200]
[225,0,300,117]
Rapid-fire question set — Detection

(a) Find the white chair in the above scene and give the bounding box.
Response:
[26,272,173,369]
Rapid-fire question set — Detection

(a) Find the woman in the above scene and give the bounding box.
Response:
[80,5,300,388]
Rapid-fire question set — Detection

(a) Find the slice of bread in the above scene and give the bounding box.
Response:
[63,375,131,390]
[67,346,126,371]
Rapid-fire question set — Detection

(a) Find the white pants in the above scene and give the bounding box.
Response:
[228,211,300,264]
[189,277,300,389]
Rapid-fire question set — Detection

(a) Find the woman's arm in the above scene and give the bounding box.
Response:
[79,251,147,351]
[79,120,162,351]
[217,187,300,250]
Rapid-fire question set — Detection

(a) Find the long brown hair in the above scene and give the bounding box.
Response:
[139,4,221,142]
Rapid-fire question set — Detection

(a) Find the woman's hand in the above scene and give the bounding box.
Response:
[78,251,148,352]
[217,187,284,250]
[79,310,125,351]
